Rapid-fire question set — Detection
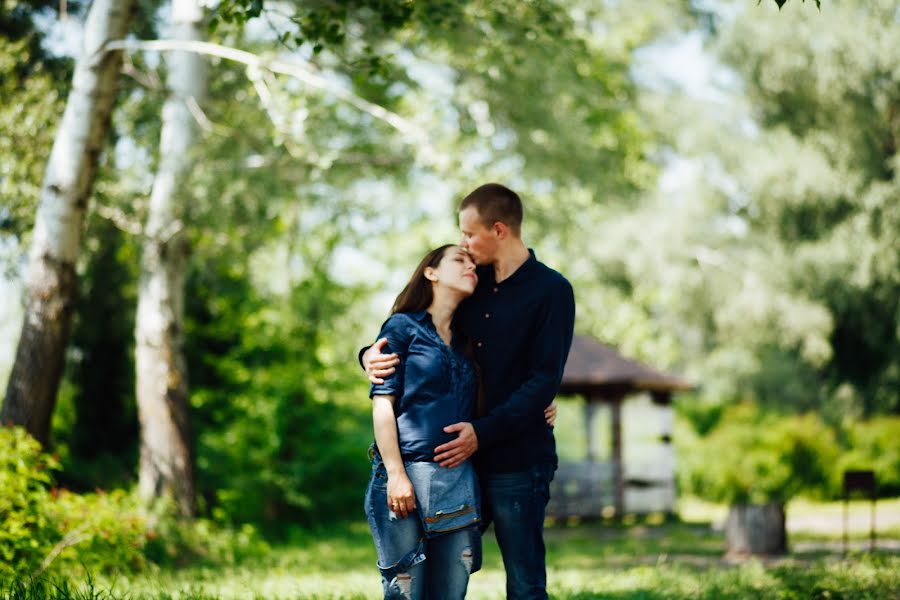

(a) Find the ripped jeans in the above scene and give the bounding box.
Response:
[365,454,482,599]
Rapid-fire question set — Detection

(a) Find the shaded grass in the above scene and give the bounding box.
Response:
[3,517,899,599]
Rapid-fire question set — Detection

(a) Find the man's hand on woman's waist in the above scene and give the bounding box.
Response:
[434,422,478,468]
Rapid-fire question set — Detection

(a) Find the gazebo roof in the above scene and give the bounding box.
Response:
[560,335,693,397]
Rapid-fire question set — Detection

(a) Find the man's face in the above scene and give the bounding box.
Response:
[458,206,498,265]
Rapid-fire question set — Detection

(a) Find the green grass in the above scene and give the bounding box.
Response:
[4,502,899,599]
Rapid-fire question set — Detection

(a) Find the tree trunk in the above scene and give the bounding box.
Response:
[135,0,206,518]
[1,0,137,446]
[725,503,787,556]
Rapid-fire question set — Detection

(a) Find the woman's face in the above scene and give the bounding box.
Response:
[427,246,478,297]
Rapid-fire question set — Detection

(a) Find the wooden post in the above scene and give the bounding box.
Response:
[584,397,597,463]
[653,391,675,513]
[611,397,624,517]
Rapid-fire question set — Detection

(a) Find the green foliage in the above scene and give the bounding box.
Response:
[679,404,900,503]
[41,489,148,577]
[768,0,821,8]
[52,215,140,492]
[186,252,373,529]
[715,0,900,414]
[142,505,269,568]
[0,426,149,580]
[678,404,839,504]
[0,426,273,582]
[211,0,462,63]
[0,35,66,240]
[0,426,59,580]
[837,417,900,497]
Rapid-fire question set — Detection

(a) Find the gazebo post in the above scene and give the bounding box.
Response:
[652,391,676,515]
[584,396,597,463]
[611,394,625,517]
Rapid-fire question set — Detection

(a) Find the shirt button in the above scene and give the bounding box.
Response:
[476,342,483,348]
[484,313,490,319]
[493,287,499,293]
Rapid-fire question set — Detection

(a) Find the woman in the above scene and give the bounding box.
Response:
[365,244,482,599]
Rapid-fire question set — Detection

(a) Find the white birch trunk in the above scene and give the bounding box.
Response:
[135,0,206,517]
[1,0,136,445]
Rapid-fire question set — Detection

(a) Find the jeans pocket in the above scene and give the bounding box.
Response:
[371,463,388,490]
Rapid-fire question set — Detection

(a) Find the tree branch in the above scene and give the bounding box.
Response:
[101,39,428,145]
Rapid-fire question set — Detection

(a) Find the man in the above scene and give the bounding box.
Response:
[364,183,575,599]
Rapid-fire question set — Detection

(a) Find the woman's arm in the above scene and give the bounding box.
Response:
[372,394,416,519]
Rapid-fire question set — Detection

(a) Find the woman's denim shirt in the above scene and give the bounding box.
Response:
[370,310,477,462]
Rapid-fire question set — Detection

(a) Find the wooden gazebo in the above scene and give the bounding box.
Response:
[548,335,693,518]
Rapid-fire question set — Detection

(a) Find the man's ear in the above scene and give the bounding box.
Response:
[493,221,509,240]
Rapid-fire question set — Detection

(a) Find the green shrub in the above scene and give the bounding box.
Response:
[0,426,59,580]
[677,404,839,504]
[679,407,900,503]
[838,417,900,497]
[142,501,269,568]
[0,426,267,583]
[42,489,148,577]
[0,426,150,581]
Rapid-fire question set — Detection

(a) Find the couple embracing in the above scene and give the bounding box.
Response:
[360,183,575,599]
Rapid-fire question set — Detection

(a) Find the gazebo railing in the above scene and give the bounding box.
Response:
[547,460,614,519]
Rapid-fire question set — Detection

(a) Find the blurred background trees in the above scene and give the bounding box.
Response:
[0,0,896,551]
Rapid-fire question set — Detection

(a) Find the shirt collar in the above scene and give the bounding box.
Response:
[410,309,431,323]
[479,249,537,286]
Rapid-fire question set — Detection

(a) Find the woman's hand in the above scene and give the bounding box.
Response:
[387,472,417,519]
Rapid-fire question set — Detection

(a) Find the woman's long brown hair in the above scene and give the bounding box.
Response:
[391,244,455,315]
[390,244,486,417]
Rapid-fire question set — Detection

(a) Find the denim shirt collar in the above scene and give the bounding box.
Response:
[410,309,467,351]
[410,309,431,324]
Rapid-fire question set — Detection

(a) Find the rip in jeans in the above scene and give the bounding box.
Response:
[460,547,474,574]
[377,538,426,599]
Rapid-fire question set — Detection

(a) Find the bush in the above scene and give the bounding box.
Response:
[677,404,839,504]
[42,489,148,577]
[679,406,900,503]
[0,426,151,581]
[0,426,268,583]
[0,426,59,580]
[142,501,269,568]
[837,417,900,497]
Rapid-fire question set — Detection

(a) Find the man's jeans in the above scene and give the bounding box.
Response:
[365,456,481,599]
[481,462,555,600]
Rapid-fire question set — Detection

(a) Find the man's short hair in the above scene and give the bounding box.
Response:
[458,183,523,236]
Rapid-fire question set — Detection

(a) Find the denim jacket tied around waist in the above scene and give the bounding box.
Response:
[369,446,480,537]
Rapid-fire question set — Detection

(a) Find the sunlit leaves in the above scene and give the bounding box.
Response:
[766,0,821,9]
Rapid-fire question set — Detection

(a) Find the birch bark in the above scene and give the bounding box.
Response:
[1,0,137,445]
[135,0,207,517]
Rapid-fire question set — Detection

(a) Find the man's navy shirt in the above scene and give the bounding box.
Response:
[370,310,478,462]
[457,250,575,474]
